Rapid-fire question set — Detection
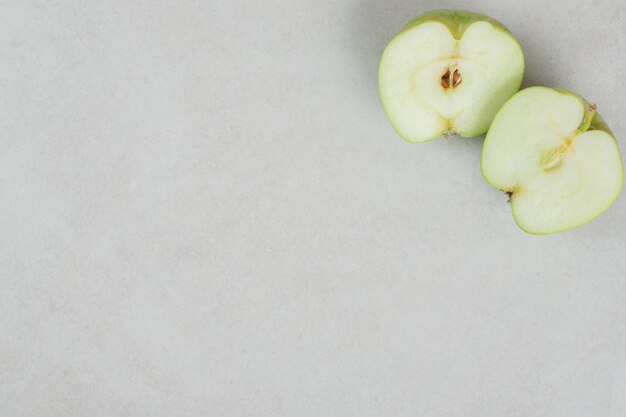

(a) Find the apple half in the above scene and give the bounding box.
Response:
[378,10,524,143]
[481,87,624,234]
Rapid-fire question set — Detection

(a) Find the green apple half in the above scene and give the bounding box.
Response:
[481,87,624,234]
[378,10,524,143]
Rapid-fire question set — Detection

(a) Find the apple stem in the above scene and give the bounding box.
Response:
[578,104,597,133]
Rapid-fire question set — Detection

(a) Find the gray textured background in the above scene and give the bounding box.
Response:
[1,0,626,416]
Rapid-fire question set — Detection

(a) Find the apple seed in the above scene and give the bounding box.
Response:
[452,69,462,87]
[441,68,451,88]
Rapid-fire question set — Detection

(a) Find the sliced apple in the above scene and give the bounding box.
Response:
[481,87,624,234]
[378,10,524,143]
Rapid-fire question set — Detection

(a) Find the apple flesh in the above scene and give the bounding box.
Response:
[481,87,624,234]
[378,10,524,143]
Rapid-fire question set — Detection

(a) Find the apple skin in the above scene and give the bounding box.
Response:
[399,9,513,41]
[378,10,525,143]
[481,87,624,235]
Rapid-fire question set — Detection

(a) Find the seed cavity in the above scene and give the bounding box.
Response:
[541,145,568,171]
[441,68,462,90]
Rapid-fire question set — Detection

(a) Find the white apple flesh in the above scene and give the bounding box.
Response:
[379,10,524,143]
[482,87,624,234]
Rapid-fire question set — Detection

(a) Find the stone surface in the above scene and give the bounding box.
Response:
[1,0,626,416]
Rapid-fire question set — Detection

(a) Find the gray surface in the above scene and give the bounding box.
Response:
[1,0,626,416]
